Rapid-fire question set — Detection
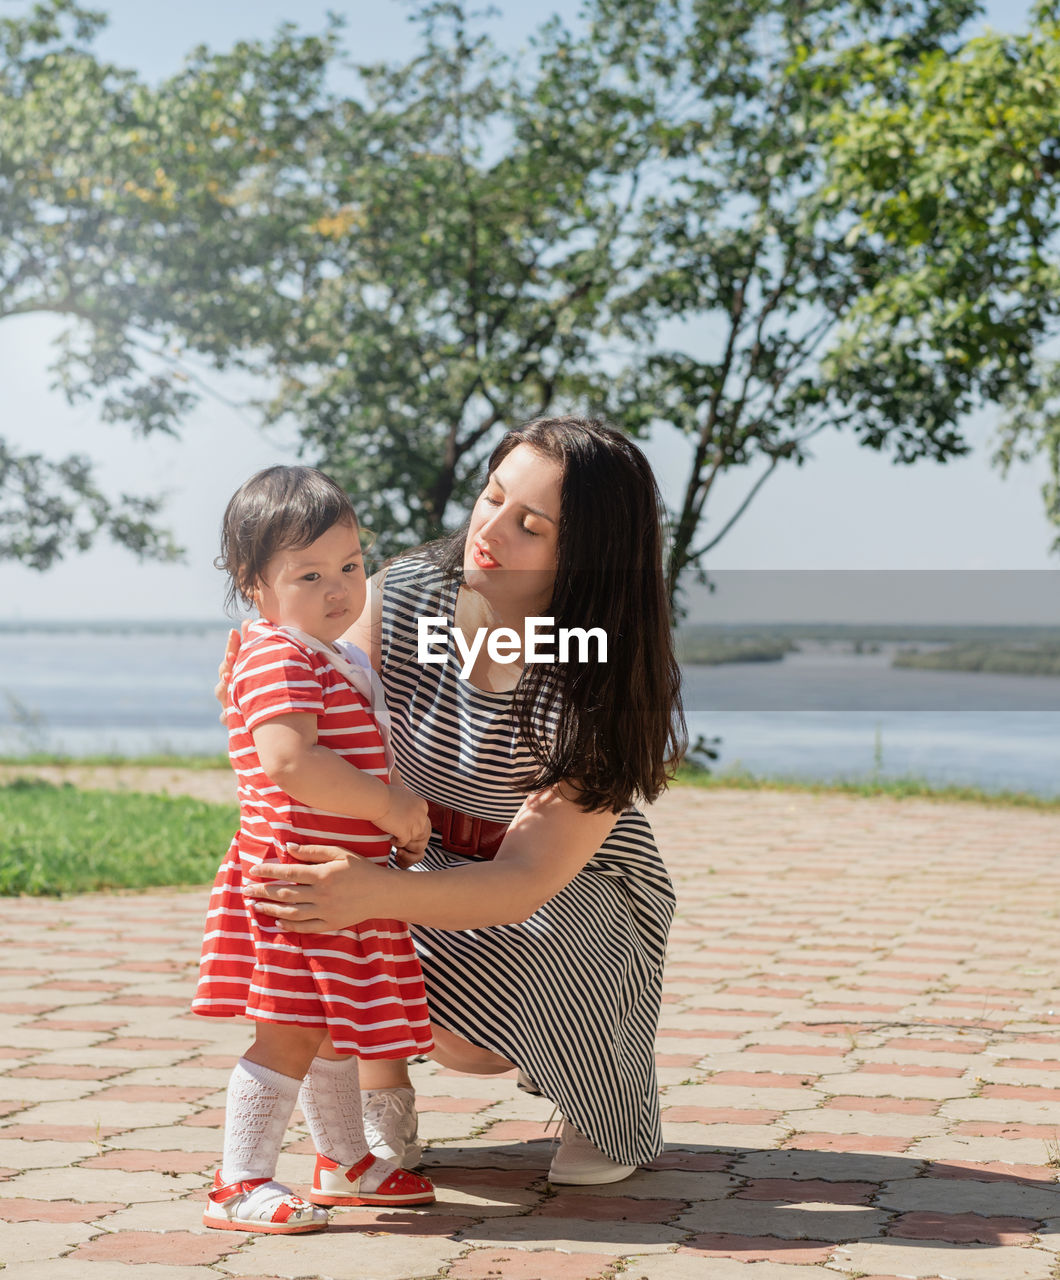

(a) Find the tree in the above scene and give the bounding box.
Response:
[10,0,1060,602]
[0,0,338,566]
[1,0,663,562]
[254,2,658,550]
[551,0,1012,612]
[817,0,1060,548]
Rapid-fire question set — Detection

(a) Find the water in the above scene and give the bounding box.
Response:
[0,625,231,757]
[0,627,1057,798]
[682,648,1060,797]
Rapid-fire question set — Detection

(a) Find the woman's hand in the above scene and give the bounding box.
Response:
[215,621,251,712]
[243,844,392,933]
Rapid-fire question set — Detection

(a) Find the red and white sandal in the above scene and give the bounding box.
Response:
[203,1170,329,1233]
[310,1152,435,1206]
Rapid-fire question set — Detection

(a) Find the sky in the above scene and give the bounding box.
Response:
[1,0,1054,625]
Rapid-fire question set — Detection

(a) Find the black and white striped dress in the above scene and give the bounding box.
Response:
[381,557,675,1166]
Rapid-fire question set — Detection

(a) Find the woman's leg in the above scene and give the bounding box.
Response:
[427,1023,515,1074]
[356,1025,514,1168]
[358,1024,516,1084]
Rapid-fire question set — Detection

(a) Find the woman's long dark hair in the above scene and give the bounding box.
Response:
[415,415,686,814]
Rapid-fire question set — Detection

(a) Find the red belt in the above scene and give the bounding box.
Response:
[426,800,508,861]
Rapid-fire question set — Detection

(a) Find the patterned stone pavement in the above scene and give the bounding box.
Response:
[2,784,1060,1279]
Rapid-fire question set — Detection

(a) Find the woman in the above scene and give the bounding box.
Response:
[233,416,685,1184]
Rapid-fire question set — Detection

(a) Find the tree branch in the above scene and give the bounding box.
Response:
[685,454,780,562]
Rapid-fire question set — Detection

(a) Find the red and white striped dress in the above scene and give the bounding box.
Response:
[192,622,433,1059]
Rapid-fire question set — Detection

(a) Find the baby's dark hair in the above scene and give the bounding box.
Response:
[217,465,358,611]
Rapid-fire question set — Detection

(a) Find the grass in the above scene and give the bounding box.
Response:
[0,778,237,896]
[0,756,1055,899]
[674,764,1060,811]
[0,751,230,769]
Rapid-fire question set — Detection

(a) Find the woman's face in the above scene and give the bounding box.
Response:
[463,443,562,614]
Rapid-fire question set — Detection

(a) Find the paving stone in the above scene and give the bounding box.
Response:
[102,1125,224,1153]
[218,1228,467,1278]
[0,1138,100,1168]
[928,1160,1057,1184]
[419,1110,494,1141]
[886,1210,1037,1245]
[0,1077,113,1103]
[3,1065,125,1082]
[455,1216,685,1255]
[675,1197,888,1243]
[874,1176,1060,1219]
[10,1098,195,1130]
[5,789,1060,1279]
[816,1072,967,1100]
[80,1149,215,1174]
[941,1097,1060,1125]
[681,1232,836,1264]
[629,1258,829,1280]
[36,1046,208,1070]
[1,1165,202,1201]
[1,1264,221,1280]
[783,1108,944,1138]
[537,1195,686,1224]
[0,1198,125,1223]
[727,1146,911,1182]
[648,1151,734,1173]
[832,1241,1056,1280]
[0,1220,98,1264]
[735,1177,877,1205]
[93,1200,218,1233]
[537,1170,735,1200]
[70,1230,237,1265]
[448,1248,623,1279]
[909,1135,1055,1165]
[664,1083,817,1110]
[662,1106,785,1125]
[0,1028,107,1050]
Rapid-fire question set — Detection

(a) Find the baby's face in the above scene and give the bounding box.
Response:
[253,520,365,645]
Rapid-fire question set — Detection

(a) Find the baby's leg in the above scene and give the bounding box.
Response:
[359,1054,413,1088]
[223,1024,325,1184]
[299,1040,434,1204]
[206,1024,329,1233]
[245,1022,325,1080]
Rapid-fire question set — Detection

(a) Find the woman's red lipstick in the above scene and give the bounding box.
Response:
[472,543,500,568]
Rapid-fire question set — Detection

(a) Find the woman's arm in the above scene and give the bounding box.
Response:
[242,783,620,932]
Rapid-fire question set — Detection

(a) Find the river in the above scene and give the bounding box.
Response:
[0,627,1056,798]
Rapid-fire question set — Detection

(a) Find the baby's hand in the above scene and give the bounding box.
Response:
[376,781,429,850]
[392,840,428,868]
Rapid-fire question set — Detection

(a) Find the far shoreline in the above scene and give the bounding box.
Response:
[0,754,1057,812]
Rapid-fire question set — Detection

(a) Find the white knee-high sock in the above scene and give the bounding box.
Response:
[298,1054,369,1167]
[221,1057,302,1184]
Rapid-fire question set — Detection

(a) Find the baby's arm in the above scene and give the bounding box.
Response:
[252,713,428,849]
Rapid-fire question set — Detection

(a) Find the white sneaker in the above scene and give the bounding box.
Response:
[362,1087,423,1168]
[547,1119,637,1185]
